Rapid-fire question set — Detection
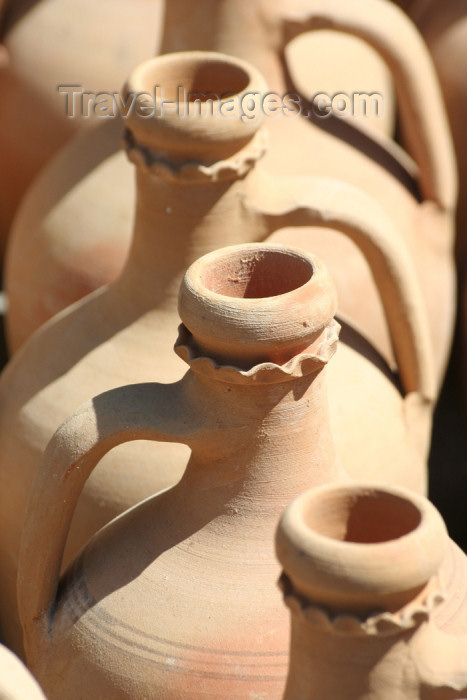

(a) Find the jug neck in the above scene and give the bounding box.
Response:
[161,0,287,93]
[114,141,266,310]
[111,52,270,310]
[175,242,341,497]
[176,324,342,501]
[281,577,444,700]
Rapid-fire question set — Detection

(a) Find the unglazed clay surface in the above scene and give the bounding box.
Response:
[0,53,435,659]
[0,0,165,251]
[0,642,46,699]
[18,244,344,698]
[5,0,456,389]
[277,482,467,699]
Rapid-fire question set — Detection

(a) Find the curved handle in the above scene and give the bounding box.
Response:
[279,0,457,210]
[249,171,435,401]
[17,379,202,655]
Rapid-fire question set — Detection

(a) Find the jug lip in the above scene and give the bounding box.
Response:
[178,243,338,369]
[122,51,268,165]
[276,481,448,618]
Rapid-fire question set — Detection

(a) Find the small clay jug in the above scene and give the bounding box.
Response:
[18,243,345,698]
[276,482,467,699]
[5,0,456,392]
[0,51,433,657]
[0,643,46,699]
[0,0,165,252]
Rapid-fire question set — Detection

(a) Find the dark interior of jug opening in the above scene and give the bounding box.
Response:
[140,59,250,103]
[303,488,422,544]
[201,249,313,299]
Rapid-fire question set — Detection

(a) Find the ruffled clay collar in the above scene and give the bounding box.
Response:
[279,572,446,637]
[174,320,340,385]
[123,127,268,182]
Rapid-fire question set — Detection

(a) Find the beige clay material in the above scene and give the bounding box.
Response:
[0,0,392,258]
[0,53,435,657]
[18,243,345,698]
[401,0,467,273]
[394,0,467,415]
[5,0,457,393]
[4,0,395,351]
[0,643,46,700]
[277,482,467,699]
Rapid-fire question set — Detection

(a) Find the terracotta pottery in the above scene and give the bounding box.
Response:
[0,643,46,699]
[396,0,467,274]
[0,0,165,254]
[0,52,435,657]
[17,243,344,698]
[276,481,467,698]
[4,0,395,352]
[393,0,467,415]
[5,0,456,394]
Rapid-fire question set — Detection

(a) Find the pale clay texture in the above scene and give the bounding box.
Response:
[0,51,439,657]
[0,643,46,700]
[277,483,467,699]
[17,246,467,699]
[5,0,456,386]
[0,0,165,249]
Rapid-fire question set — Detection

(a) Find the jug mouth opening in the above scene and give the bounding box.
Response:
[134,55,251,106]
[276,482,447,612]
[303,487,422,544]
[123,53,268,164]
[200,248,313,299]
[179,244,337,369]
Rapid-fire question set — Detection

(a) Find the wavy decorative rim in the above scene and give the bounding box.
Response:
[279,572,446,637]
[123,127,268,182]
[174,320,340,384]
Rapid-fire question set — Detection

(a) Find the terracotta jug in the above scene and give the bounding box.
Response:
[394,0,467,273]
[0,643,46,699]
[161,0,457,389]
[0,0,165,254]
[393,0,467,416]
[17,242,345,698]
[5,0,456,393]
[0,51,434,656]
[276,481,467,698]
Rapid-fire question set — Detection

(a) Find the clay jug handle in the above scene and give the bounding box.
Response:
[279,0,456,210]
[250,173,435,401]
[17,379,201,652]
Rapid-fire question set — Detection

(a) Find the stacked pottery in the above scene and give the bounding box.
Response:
[408,0,467,415]
[0,0,165,252]
[277,482,467,698]
[394,0,467,271]
[16,245,466,698]
[4,0,394,351]
[5,0,457,395]
[391,0,467,485]
[17,243,344,698]
[0,52,435,656]
[0,643,46,699]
